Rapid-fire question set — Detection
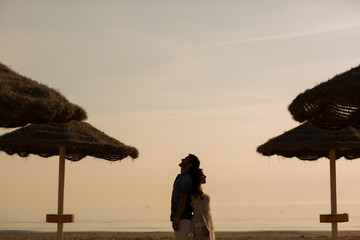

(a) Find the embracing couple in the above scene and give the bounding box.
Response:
[170,154,215,240]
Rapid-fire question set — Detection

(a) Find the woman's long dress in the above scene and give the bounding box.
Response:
[191,193,215,240]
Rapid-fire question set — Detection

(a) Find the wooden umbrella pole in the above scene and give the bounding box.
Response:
[57,146,66,240]
[329,149,337,240]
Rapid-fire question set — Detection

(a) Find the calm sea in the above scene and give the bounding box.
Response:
[2,204,360,232]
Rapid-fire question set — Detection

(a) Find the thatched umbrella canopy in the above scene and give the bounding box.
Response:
[0,121,139,240]
[0,62,87,128]
[257,122,360,160]
[288,64,360,131]
[0,120,139,161]
[257,122,359,240]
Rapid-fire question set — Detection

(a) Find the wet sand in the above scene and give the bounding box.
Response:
[1,231,360,239]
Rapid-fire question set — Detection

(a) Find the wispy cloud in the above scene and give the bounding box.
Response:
[210,22,360,47]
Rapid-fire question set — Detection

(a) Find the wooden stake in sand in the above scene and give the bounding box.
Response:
[46,146,74,240]
[319,149,348,240]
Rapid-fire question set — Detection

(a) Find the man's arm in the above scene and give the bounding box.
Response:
[172,193,188,231]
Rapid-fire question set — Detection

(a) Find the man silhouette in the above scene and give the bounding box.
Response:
[170,154,200,240]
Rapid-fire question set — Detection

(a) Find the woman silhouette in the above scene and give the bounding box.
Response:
[190,169,215,240]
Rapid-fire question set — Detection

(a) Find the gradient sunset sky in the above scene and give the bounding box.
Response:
[1,0,360,231]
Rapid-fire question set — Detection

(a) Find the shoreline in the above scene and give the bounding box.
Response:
[1,231,360,239]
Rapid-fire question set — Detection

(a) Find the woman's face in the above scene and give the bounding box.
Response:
[201,172,207,184]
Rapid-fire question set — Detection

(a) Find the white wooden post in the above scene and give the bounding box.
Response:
[57,146,66,240]
[329,149,337,240]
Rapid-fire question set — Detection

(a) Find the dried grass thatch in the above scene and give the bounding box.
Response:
[0,62,87,128]
[0,121,139,161]
[288,65,360,130]
[257,122,360,161]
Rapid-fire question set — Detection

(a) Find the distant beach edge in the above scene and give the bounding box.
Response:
[1,231,360,239]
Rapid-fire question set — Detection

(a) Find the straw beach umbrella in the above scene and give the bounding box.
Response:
[288,65,360,131]
[0,121,139,240]
[256,122,360,239]
[257,123,360,160]
[0,62,87,128]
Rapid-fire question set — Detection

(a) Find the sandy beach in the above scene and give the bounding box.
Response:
[1,231,360,240]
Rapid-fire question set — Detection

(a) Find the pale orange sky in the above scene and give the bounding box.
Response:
[1,0,360,231]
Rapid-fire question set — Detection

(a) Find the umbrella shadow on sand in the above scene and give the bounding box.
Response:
[256,122,360,239]
[0,121,139,240]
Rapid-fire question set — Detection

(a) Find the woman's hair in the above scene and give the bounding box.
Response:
[188,154,200,170]
[190,168,203,196]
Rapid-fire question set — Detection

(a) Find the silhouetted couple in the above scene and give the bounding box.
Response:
[170,154,215,240]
